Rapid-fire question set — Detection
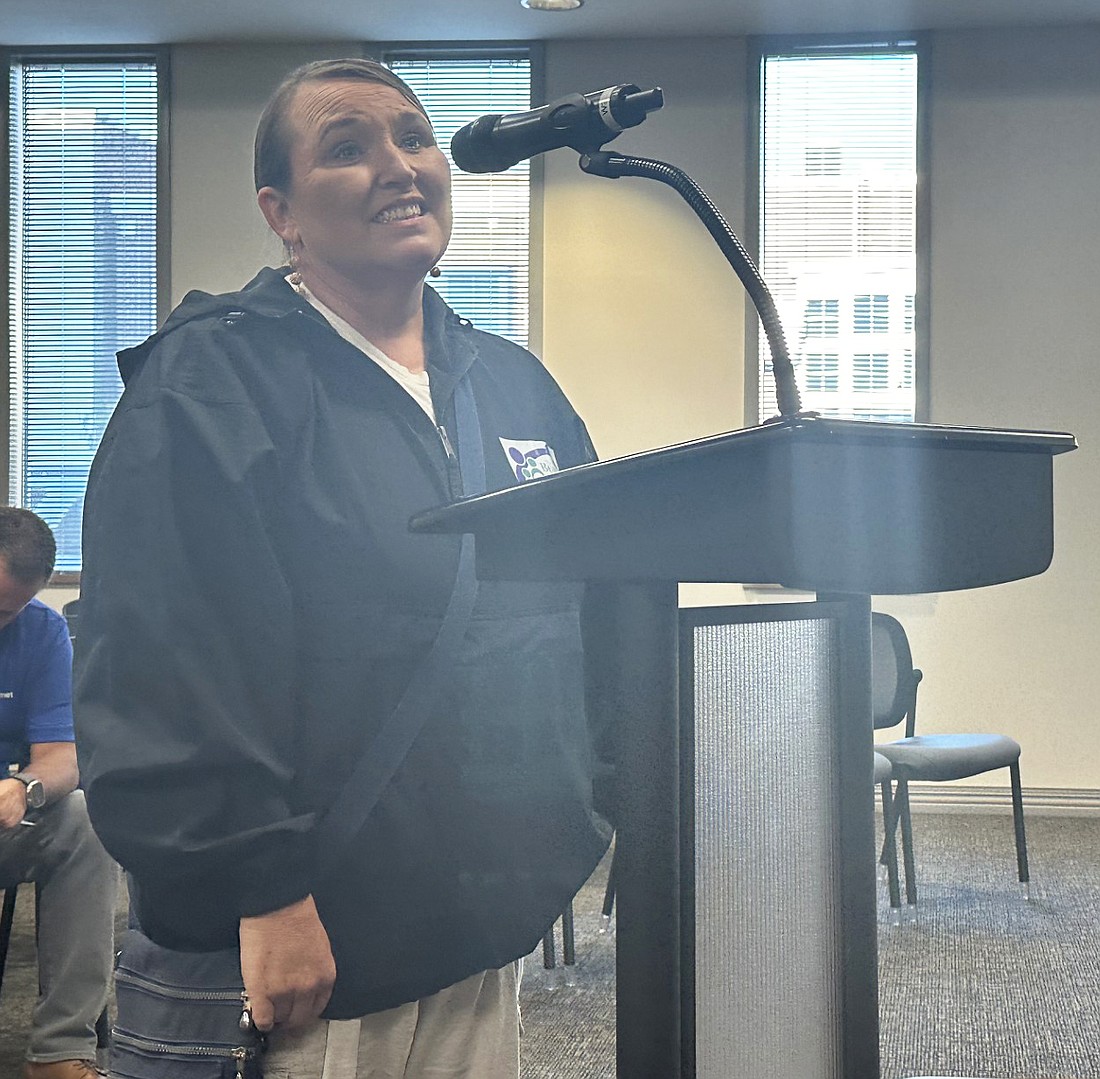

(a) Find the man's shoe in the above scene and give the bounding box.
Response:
[22,1061,106,1079]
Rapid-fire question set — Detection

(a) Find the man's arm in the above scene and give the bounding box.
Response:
[0,740,79,830]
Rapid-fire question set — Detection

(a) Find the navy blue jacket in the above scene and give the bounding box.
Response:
[74,268,610,1017]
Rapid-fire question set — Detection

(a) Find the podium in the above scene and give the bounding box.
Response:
[412,415,1075,1079]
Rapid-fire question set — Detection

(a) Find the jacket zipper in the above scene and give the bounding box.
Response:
[437,425,456,461]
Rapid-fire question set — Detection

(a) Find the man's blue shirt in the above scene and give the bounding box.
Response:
[0,597,74,770]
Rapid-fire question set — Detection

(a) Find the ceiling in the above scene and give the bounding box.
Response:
[2,0,1100,47]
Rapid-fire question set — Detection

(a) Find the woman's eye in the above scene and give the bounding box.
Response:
[401,131,433,151]
[331,141,362,161]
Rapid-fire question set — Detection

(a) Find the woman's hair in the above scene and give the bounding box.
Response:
[0,507,56,583]
[254,58,430,193]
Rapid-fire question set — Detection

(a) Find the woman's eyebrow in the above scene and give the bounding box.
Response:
[316,115,364,141]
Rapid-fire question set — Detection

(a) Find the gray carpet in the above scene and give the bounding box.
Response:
[519,815,1100,1079]
[2,814,1098,1078]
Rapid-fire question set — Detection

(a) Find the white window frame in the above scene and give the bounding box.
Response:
[2,48,167,578]
[747,36,929,426]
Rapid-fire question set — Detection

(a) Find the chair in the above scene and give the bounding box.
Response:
[872,611,1030,906]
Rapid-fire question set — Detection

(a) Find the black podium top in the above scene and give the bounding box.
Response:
[411,416,1076,595]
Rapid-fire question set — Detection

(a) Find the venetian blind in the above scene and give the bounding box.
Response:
[758,47,918,422]
[8,58,159,571]
[387,54,531,347]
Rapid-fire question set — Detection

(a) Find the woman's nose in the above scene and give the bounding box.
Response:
[375,139,418,183]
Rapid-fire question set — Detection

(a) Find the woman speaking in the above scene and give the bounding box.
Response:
[75,58,609,1079]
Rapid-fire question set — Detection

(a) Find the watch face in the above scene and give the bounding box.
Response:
[15,774,46,809]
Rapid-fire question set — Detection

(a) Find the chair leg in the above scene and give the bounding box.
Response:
[879,781,902,911]
[561,901,575,966]
[1009,760,1030,896]
[895,780,918,907]
[0,884,18,995]
[600,840,617,926]
[541,926,556,969]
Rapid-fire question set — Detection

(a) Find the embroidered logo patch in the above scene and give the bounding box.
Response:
[500,439,560,482]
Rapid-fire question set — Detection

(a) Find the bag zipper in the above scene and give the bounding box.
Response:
[114,967,244,1002]
[113,1030,259,1078]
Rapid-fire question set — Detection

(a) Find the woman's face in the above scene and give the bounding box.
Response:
[259,79,452,289]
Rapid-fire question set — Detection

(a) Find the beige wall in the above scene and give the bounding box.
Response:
[874,27,1100,792]
[50,28,1096,793]
[169,42,355,304]
[541,30,1100,794]
[541,39,749,459]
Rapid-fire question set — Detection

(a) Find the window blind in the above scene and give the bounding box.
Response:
[758,47,918,422]
[387,54,531,347]
[8,58,159,572]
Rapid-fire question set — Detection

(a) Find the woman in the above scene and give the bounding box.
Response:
[74,59,610,1079]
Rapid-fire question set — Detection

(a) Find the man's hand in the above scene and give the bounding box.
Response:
[239,894,336,1032]
[0,778,27,830]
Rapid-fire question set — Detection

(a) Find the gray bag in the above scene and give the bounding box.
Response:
[110,928,264,1079]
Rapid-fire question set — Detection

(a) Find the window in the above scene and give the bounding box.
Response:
[853,294,890,334]
[5,53,162,573]
[384,50,532,347]
[754,40,923,423]
[803,298,839,337]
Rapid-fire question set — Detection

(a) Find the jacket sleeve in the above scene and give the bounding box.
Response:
[73,326,315,923]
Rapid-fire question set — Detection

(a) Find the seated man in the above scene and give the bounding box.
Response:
[0,508,117,1079]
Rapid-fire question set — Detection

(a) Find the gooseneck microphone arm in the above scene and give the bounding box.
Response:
[579,149,803,418]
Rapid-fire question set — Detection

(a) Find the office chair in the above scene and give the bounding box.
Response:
[872,611,1030,907]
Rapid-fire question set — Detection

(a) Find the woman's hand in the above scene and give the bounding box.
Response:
[239,894,336,1031]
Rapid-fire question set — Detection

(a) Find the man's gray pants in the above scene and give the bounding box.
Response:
[0,790,119,1064]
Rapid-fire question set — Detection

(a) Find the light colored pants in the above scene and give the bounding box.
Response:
[263,962,522,1079]
[0,790,119,1063]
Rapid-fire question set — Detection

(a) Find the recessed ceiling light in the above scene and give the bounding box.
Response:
[521,0,584,10]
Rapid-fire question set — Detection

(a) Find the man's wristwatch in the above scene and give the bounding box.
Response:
[11,772,47,810]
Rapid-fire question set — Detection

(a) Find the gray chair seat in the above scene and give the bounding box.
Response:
[877,733,1021,782]
[873,751,893,784]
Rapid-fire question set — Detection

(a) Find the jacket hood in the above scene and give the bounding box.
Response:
[116,267,469,386]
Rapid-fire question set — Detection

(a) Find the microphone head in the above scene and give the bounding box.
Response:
[451,114,520,174]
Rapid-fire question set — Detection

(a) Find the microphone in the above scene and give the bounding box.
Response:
[450,84,665,174]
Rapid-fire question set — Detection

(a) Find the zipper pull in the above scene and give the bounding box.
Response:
[231,1046,249,1079]
[239,992,254,1034]
[438,425,457,461]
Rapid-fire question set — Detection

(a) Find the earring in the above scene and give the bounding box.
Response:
[288,246,304,290]
[429,266,441,278]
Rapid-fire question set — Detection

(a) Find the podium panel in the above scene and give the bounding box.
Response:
[681,600,877,1079]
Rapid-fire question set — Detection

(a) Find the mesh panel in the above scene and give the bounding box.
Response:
[691,617,844,1079]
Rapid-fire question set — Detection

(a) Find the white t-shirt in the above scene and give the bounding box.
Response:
[290,276,436,423]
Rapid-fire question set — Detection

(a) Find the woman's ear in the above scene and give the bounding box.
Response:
[257,186,297,247]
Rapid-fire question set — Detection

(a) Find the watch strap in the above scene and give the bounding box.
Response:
[11,771,46,807]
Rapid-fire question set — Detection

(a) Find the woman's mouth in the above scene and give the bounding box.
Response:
[373,201,423,224]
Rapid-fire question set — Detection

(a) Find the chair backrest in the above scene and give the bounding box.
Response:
[871,611,919,732]
[61,597,80,641]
